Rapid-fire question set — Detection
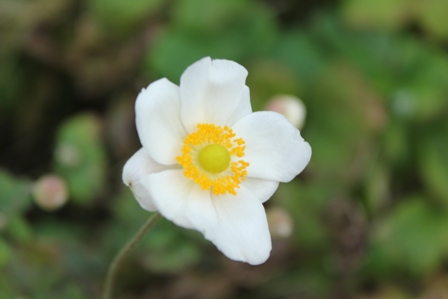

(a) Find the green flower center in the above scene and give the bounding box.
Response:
[198,144,231,174]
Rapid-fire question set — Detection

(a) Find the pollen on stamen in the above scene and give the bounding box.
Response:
[176,123,249,196]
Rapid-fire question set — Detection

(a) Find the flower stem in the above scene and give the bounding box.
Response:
[102,212,161,299]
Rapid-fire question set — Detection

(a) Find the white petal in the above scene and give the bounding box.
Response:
[180,57,249,132]
[209,186,272,265]
[224,86,252,127]
[232,111,311,182]
[142,170,271,265]
[122,148,172,211]
[141,170,218,232]
[136,78,186,165]
[242,177,279,203]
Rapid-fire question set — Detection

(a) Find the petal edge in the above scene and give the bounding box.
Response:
[232,111,311,182]
[180,57,249,132]
[123,148,172,211]
[136,78,186,165]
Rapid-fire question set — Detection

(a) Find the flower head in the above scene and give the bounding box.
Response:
[123,57,311,265]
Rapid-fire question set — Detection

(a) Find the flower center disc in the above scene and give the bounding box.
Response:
[198,144,230,173]
[176,123,249,195]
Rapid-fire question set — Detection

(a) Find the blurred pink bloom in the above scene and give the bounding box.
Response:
[33,175,68,211]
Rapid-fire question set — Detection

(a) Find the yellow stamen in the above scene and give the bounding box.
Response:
[176,124,249,196]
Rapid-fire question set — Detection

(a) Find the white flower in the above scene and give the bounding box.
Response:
[123,57,311,265]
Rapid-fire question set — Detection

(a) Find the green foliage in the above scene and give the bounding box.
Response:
[419,122,448,206]
[342,0,412,31]
[415,0,448,39]
[0,54,24,110]
[276,182,330,249]
[6,215,33,243]
[140,220,202,274]
[246,59,302,111]
[117,190,202,272]
[367,197,448,277]
[88,0,165,36]
[342,0,448,39]
[270,30,325,86]
[53,113,107,205]
[0,169,32,214]
[0,238,13,266]
[146,0,277,81]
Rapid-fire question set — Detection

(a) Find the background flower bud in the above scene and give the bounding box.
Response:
[33,175,68,211]
[267,206,294,239]
[265,95,307,130]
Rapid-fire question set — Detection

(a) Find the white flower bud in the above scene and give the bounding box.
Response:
[267,206,294,239]
[33,175,68,211]
[265,95,307,129]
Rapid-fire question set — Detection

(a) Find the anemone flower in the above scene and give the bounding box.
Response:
[123,57,311,265]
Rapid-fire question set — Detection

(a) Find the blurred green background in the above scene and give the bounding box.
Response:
[1,0,448,298]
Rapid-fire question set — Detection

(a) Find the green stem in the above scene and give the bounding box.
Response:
[102,212,161,299]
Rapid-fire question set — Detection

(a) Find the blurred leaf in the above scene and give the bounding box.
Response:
[259,269,332,299]
[341,0,412,31]
[146,0,277,80]
[88,0,164,36]
[146,31,245,81]
[390,39,448,121]
[60,284,87,299]
[0,169,32,214]
[358,285,412,299]
[6,215,33,243]
[311,15,448,101]
[171,0,251,33]
[0,53,24,111]
[311,14,399,95]
[419,123,448,206]
[270,30,325,85]
[275,182,330,249]
[364,161,391,216]
[0,273,15,298]
[417,0,448,40]
[106,189,201,274]
[246,59,301,111]
[54,113,107,205]
[307,62,385,186]
[141,222,202,274]
[382,120,410,168]
[112,188,151,227]
[0,238,12,266]
[34,220,86,244]
[367,197,448,277]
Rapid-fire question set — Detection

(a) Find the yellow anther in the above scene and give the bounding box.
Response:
[176,124,249,196]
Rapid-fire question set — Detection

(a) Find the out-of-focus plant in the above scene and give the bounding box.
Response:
[53,113,107,205]
[1,0,448,297]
